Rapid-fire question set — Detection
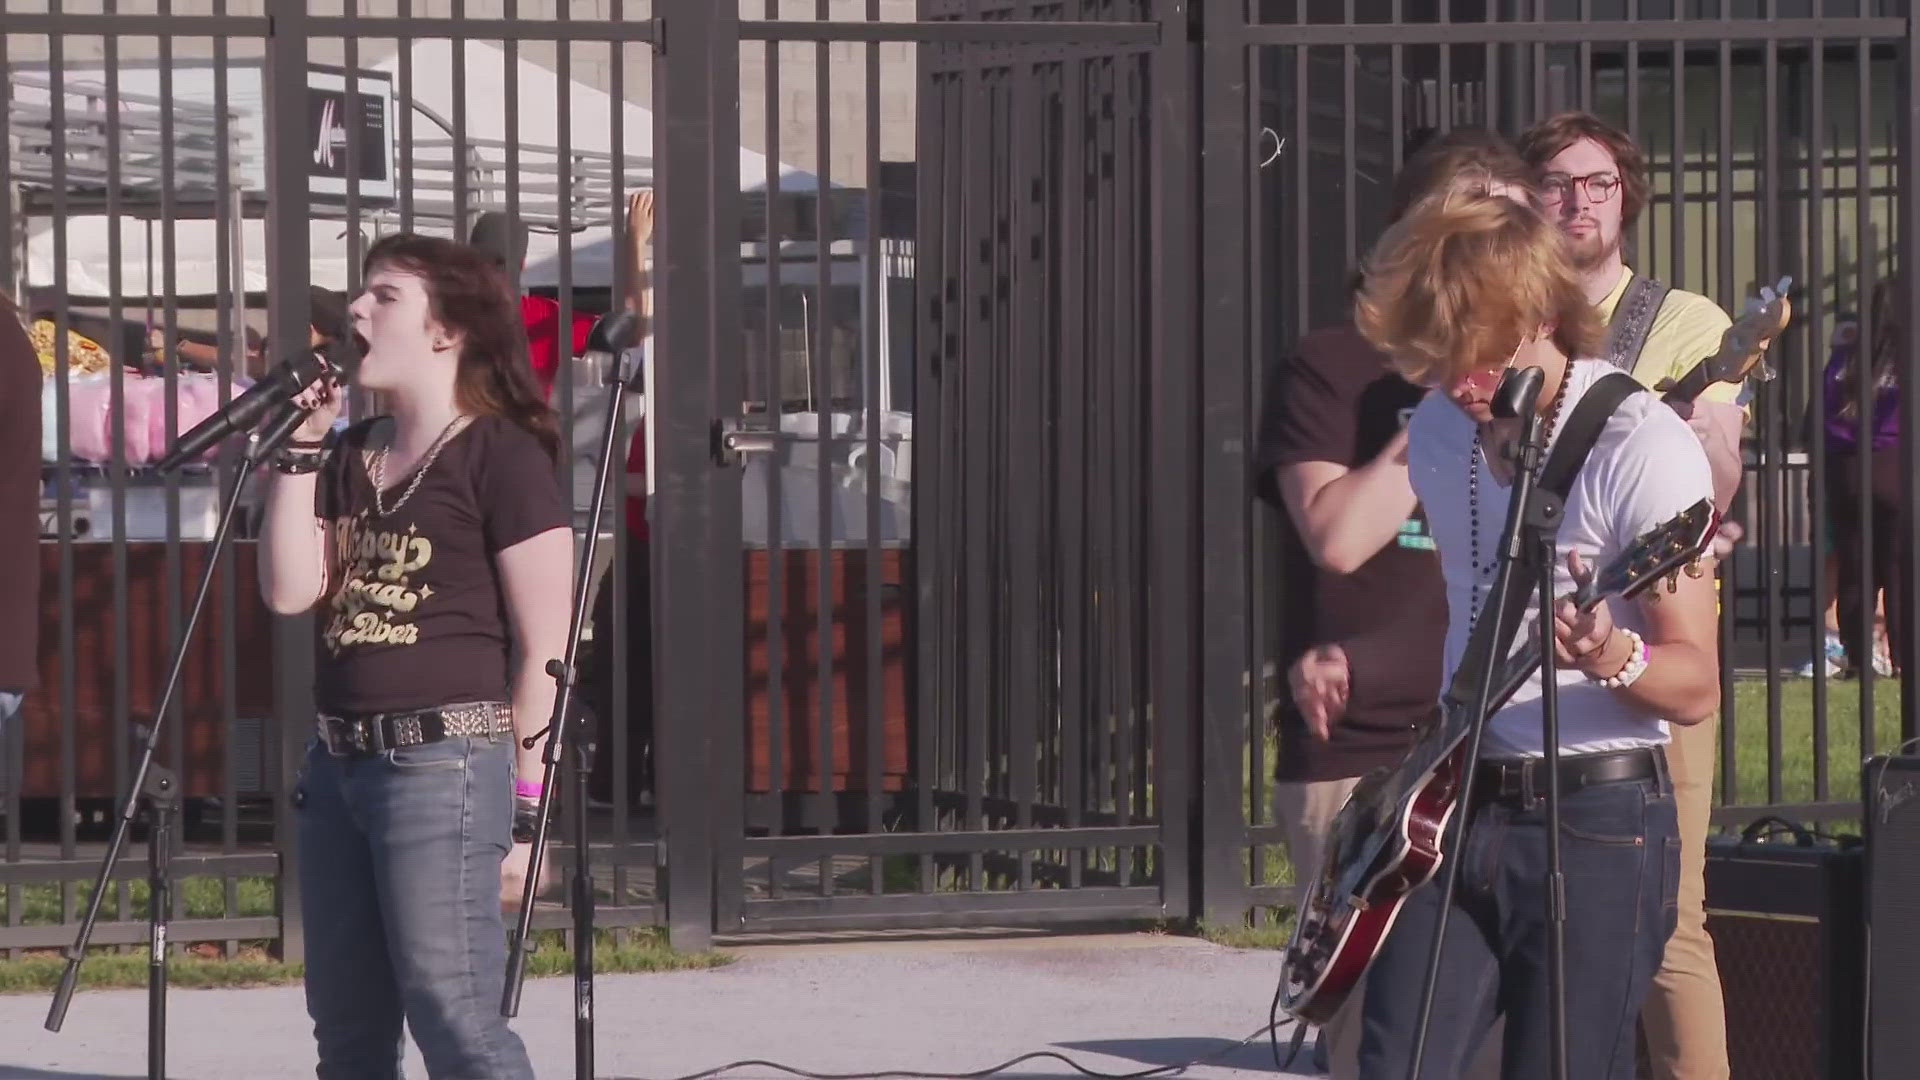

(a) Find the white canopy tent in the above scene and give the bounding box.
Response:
[15,40,823,297]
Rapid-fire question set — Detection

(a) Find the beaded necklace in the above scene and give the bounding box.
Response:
[1465,368,1571,624]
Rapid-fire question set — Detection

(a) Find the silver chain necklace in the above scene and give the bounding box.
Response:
[371,415,470,517]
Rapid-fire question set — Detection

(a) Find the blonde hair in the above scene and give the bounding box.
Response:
[1353,196,1604,387]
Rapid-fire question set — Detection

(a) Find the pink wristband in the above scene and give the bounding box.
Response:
[514,778,544,799]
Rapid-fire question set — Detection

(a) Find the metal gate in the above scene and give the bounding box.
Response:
[651,2,1197,945]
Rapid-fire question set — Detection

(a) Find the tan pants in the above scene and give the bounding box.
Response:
[1274,777,1365,1078]
[1640,713,1730,1080]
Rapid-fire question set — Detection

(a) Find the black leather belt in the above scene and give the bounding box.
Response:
[1473,746,1666,806]
[316,701,513,758]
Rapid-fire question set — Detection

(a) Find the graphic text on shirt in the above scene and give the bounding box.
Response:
[324,510,435,652]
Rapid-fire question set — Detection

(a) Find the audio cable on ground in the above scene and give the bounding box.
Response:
[610,974,1309,1080]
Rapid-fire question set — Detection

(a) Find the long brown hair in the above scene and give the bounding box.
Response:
[361,233,560,459]
[1839,273,1906,419]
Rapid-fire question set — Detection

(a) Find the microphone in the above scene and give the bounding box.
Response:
[1491,364,1544,421]
[156,349,334,473]
[585,310,644,389]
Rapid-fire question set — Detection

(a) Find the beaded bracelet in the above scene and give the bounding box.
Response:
[1591,627,1650,689]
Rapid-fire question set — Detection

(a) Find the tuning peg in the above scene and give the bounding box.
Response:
[1752,360,1777,383]
[1667,573,1681,594]
[1685,559,1705,579]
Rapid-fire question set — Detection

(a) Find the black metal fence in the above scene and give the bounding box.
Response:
[2,0,1916,956]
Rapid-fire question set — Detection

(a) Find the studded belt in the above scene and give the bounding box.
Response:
[315,701,514,758]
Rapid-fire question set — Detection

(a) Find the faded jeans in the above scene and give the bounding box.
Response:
[295,733,535,1080]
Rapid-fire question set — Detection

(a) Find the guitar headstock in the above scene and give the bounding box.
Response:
[1591,499,1720,601]
[1702,276,1794,387]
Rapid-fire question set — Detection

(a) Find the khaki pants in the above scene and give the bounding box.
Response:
[1640,713,1729,1080]
[1274,777,1365,1078]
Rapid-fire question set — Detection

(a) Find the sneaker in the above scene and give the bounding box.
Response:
[1797,632,1847,678]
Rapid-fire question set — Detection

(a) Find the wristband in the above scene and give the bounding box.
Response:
[514,777,544,800]
[1590,627,1650,689]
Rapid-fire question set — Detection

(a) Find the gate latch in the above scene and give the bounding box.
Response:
[712,417,780,468]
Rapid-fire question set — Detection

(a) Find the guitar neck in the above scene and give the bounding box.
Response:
[1486,580,1604,715]
[1660,362,1714,407]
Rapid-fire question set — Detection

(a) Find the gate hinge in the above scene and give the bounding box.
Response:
[648,16,666,54]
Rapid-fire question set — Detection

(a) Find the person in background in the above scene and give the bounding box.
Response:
[1519,111,1741,1080]
[1818,274,1908,681]
[1255,126,1535,1079]
[0,293,41,738]
[469,210,596,399]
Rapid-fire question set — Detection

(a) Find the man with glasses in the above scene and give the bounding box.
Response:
[1520,111,1741,1080]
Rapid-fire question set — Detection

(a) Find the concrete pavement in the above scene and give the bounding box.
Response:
[0,932,1315,1079]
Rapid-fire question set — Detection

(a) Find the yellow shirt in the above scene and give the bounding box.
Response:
[1594,267,1741,407]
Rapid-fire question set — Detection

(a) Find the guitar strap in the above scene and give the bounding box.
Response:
[1603,273,1671,373]
[1441,372,1646,714]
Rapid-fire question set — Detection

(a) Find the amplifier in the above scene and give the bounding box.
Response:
[1703,817,1864,1080]
[1864,754,1920,1079]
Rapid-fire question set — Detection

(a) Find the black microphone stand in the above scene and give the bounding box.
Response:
[502,311,643,1080]
[1406,365,1568,1080]
[45,395,316,1080]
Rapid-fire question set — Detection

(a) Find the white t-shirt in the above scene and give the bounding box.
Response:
[1406,359,1714,758]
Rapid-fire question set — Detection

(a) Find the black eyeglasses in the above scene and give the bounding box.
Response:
[1540,172,1622,205]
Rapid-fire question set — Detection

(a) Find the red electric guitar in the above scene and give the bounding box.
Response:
[1278,498,1720,1025]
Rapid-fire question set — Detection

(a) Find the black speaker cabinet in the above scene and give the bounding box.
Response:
[1864,754,1920,1078]
[1703,818,1864,1080]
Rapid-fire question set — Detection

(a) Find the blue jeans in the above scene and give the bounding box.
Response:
[1358,766,1681,1080]
[296,734,535,1080]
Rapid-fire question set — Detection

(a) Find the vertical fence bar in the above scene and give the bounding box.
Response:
[961,32,991,891]
[761,1,788,892]
[911,28,945,891]
[652,0,738,949]
[813,0,838,865]
[264,0,316,962]
[1715,8,1740,810]
[1195,0,1247,925]
[1005,5,1042,893]
[861,0,885,876]
[212,0,242,948]
[1901,0,1920,741]
[45,9,79,930]
[1149,0,1197,919]
[398,0,415,231]
[1056,37,1088,892]
[1,25,19,949]
[1808,27,1830,802]
[1855,27,1877,756]
[101,3,133,930]
[1761,7,1785,806]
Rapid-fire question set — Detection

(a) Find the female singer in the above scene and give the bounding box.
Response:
[258,233,572,1079]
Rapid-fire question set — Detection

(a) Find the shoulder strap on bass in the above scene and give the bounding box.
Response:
[1442,372,1645,711]
[1603,273,1671,373]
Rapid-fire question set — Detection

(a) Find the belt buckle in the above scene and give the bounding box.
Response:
[392,714,425,747]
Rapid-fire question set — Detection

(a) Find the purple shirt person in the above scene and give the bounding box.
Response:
[1823,316,1900,452]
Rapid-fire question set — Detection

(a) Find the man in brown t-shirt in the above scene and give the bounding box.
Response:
[1256,128,1538,1078]
[0,296,40,735]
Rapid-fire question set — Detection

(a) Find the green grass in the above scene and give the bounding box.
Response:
[0,927,729,994]
[1721,675,1908,811]
[12,875,275,925]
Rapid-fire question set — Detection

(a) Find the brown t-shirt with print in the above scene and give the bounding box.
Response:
[1254,322,1446,783]
[315,415,570,715]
